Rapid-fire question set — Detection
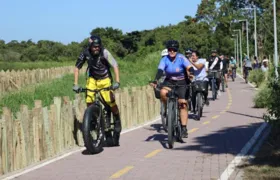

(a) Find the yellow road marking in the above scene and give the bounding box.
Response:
[220,111,226,114]
[144,149,162,158]
[203,121,210,125]
[212,115,220,119]
[110,166,134,179]
[189,128,199,133]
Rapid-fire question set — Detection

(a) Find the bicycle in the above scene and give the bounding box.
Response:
[165,84,189,149]
[221,71,225,92]
[244,67,252,84]
[208,70,221,101]
[150,81,189,149]
[75,86,118,154]
[191,77,208,120]
[186,80,194,114]
[229,65,237,81]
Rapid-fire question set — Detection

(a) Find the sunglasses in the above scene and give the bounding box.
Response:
[168,48,178,52]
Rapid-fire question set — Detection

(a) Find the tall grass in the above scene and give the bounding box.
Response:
[117,51,160,87]
[0,51,161,115]
[0,74,86,115]
[0,61,74,71]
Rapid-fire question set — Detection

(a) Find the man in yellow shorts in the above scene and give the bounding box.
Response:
[73,35,121,146]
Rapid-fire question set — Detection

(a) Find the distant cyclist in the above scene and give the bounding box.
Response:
[206,50,223,95]
[222,55,229,88]
[243,55,252,80]
[229,56,237,80]
[185,48,192,59]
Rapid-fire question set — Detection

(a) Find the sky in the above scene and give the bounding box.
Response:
[0,0,201,45]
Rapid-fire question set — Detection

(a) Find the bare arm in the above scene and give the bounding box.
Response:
[104,49,120,83]
[74,67,79,85]
[113,66,120,83]
[190,60,204,70]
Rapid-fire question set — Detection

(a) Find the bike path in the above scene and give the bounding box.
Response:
[4,77,266,180]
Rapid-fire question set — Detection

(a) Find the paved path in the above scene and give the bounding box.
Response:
[3,76,266,180]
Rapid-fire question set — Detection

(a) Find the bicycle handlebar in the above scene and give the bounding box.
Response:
[78,86,113,93]
[208,70,222,72]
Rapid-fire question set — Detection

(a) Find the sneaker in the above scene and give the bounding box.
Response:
[181,127,188,138]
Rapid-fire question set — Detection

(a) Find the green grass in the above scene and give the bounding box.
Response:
[0,61,74,71]
[117,51,160,87]
[0,51,161,115]
[0,74,86,115]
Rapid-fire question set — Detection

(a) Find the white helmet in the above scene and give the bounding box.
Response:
[161,49,168,57]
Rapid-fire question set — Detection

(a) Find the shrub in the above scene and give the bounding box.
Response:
[253,82,271,108]
[248,69,265,87]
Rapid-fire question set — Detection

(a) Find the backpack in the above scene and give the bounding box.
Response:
[85,48,113,83]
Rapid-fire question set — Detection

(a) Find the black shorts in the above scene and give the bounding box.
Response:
[161,79,187,99]
[222,69,228,75]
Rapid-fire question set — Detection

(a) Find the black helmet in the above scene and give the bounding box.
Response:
[90,35,102,47]
[211,49,217,53]
[166,40,179,50]
[185,48,192,54]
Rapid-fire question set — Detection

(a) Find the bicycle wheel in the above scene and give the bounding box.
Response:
[188,87,192,112]
[104,113,116,147]
[196,93,203,120]
[212,79,216,101]
[221,76,225,92]
[160,101,167,132]
[167,99,175,149]
[175,102,183,142]
[245,71,248,83]
[82,105,105,154]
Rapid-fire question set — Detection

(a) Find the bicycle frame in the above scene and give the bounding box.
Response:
[190,77,207,117]
[165,84,189,146]
[80,87,113,129]
[208,70,221,100]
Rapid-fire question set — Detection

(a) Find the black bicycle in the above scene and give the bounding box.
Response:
[187,82,193,113]
[191,78,208,120]
[244,67,252,84]
[208,70,221,100]
[76,86,118,154]
[229,66,237,81]
[165,84,189,149]
[150,81,188,149]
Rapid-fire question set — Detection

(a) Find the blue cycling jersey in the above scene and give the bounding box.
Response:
[158,53,191,80]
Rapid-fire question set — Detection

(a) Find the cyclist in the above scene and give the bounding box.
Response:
[150,40,191,138]
[72,35,122,146]
[185,48,192,59]
[242,55,252,79]
[229,56,237,80]
[222,55,229,88]
[188,50,210,113]
[206,50,223,95]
